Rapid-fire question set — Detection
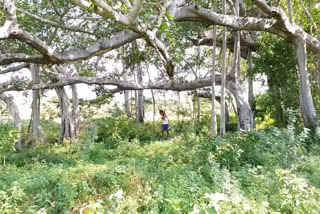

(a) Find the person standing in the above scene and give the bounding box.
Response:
[159,110,170,139]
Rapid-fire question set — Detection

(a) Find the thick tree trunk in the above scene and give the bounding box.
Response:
[0,93,21,151]
[295,39,320,134]
[30,64,43,142]
[227,80,254,131]
[71,85,80,137]
[55,87,76,142]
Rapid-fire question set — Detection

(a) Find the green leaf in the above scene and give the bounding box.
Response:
[93,5,98,13]
[206,207,217,214]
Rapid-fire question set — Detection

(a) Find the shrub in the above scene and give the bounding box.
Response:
[0,125,19,166]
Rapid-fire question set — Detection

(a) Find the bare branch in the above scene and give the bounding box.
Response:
[0,31,140,65]
[0,63,28,74]
[71,0,174,77]
[0,73,225,93]
[174,3,320,55]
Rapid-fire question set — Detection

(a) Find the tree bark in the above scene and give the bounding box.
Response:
[0,93,21,151]
[146,64,156,133]
[136,63,144,123]
[295,39,320,134]
[220,0,227,137]
[30,64,43,142]
[248,50,256,128]
[124,90,132,117]
[55,87,76,142]
[227,80,254,131]
[211,0,218,137]
[71,85,80,137]
[177,91,181,122]
[132,41,144,123]
[197,45,201,121]
[287,0,294,24]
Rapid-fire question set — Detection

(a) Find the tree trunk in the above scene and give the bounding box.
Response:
[225,102,230,125]
[192,94,196,124]
[177,91,181,122]
[220,0,227,137]
[151,89,155,133]
[288,0,294,24]
[197,94,201,121]
[55,87,76,142]
[227,80,254,131]
[137,91,144,123]
[197,45,201,121]
[211,0,217,137]
[248,78,255,127]
[124,90,132,117]
[230,0,248,131]
[71,85,80,137]
[146,65,156,133]
[248,50,256,128]
[295,39,320,134]
[30,64,43,142]
[0,93,21,151]
[232,0,241,80]
[132,41,144,123]
[123,58,132,118]
[136,63,144,123]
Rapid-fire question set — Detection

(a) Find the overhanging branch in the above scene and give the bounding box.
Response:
[0,73,225,93]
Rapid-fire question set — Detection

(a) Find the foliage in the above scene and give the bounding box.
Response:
[94,117,162,149]
[252,35,300,128]
[1,118,320,213]
[0,101,9,121]
[0,125,19,165]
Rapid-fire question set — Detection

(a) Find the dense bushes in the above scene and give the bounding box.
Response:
[94,118,162,148]
[0,118,320,213]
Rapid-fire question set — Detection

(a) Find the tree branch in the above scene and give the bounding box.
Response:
[0,63,29,74]
[15,7,98,36]
[0,73,225,93]
[0,31,140,65]
[0,0,19,39]
[174,3,320,55]
[71,0,174,77]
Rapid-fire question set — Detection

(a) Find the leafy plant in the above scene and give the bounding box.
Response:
[0,125,19,166]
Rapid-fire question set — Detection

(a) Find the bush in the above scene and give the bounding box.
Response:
[1,117,320,213]
[94,118,160,148]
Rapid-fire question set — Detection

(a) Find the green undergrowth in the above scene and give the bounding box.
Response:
[0,118,320,213]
